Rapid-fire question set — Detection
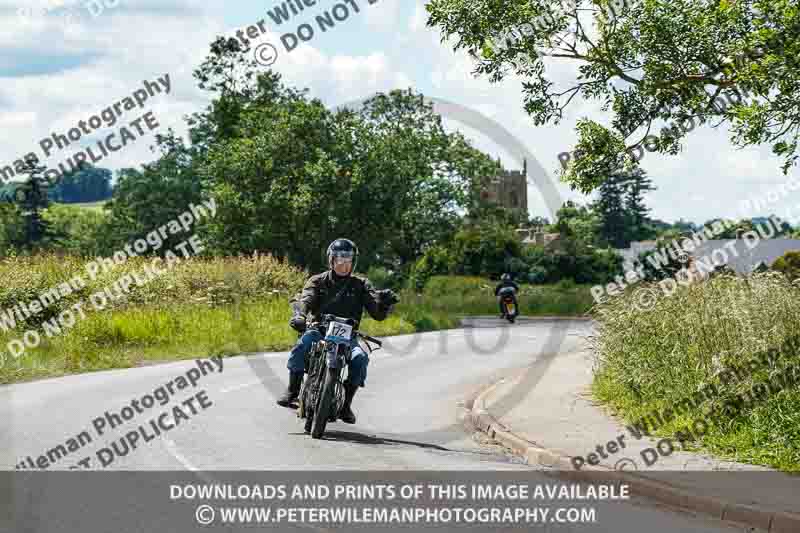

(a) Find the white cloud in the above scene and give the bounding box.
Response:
[362,0,401,31]
[0,0,793,224]
[409,3,428,33]
[265,36,413,104]
[0,1,220,175]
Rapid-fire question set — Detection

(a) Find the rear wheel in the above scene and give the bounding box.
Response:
[311,366,340,439]
[505,300,516,323]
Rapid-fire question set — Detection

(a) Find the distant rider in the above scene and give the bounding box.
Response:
[278,238,399,424]
[494,273,519,318]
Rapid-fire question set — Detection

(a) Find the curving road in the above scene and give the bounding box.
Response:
[0,320,755,532]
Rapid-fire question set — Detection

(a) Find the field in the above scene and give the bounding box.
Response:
[60,200,108,211]
[0,256,592,385]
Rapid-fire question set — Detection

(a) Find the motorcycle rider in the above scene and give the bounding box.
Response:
[494,273,520,318]
[278,238,399,424]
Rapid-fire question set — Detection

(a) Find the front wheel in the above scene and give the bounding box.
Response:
[311,366,340,439]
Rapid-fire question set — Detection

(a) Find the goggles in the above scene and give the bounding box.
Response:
[331,250,354,260]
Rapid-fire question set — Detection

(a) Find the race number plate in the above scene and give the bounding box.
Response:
[508,304,515,313]
[326,321,353,340]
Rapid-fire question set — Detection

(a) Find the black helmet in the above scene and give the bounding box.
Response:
[501,273,511,281]
[327,238,358,276]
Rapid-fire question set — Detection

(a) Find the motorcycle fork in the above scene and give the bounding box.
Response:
[325,342,351,415]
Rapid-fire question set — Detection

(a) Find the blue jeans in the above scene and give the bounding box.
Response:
[288,329,369,388]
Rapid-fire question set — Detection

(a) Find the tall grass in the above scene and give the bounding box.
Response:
[0,259,591,385]
[592,272,800,471]
[421,276,593,317]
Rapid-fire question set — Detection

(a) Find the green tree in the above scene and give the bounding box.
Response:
[101,132,204,255]
[352,89,499,268]
[16,159,58,249]
[41,204,110,257]
[450,220,522,278]
[529,235,623,284]
[408,245,456,290]
[551,201,601,246]
[772,250,800,280]
[50,163,113,203]
[525,215,550,229]
[594,172,629,248]
[194,39,498,272]
[0,203,25,256]
[426,0,800,191]
[624,168,657,242]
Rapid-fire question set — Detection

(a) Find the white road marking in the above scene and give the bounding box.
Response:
[162,439,328,532]
[219,381,262,394]
[162,438,215,482]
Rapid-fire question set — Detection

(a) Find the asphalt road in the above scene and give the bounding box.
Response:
[0,320,758,532]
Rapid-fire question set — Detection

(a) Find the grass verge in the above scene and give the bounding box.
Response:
[0,264,590,385]
[591,272,800,471]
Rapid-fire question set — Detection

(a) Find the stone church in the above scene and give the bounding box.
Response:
[481,159,528,212]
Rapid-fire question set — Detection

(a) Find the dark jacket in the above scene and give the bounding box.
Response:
[290,270,391,327]
[494,280,520,296]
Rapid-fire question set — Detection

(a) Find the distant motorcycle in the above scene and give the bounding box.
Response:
[498,287,518,324]
[297,314,382,439]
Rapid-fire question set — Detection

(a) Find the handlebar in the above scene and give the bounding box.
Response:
[306,321,383,347]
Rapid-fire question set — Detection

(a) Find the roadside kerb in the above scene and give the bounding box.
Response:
[458,366,800,533]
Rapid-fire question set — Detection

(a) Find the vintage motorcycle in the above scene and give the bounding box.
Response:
[297,313,382,439]
[498,286,518,324]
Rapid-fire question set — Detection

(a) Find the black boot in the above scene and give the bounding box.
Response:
[339,384,359,424]
[277,372,303,407]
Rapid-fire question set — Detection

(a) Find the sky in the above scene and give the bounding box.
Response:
[0,0,797,225]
